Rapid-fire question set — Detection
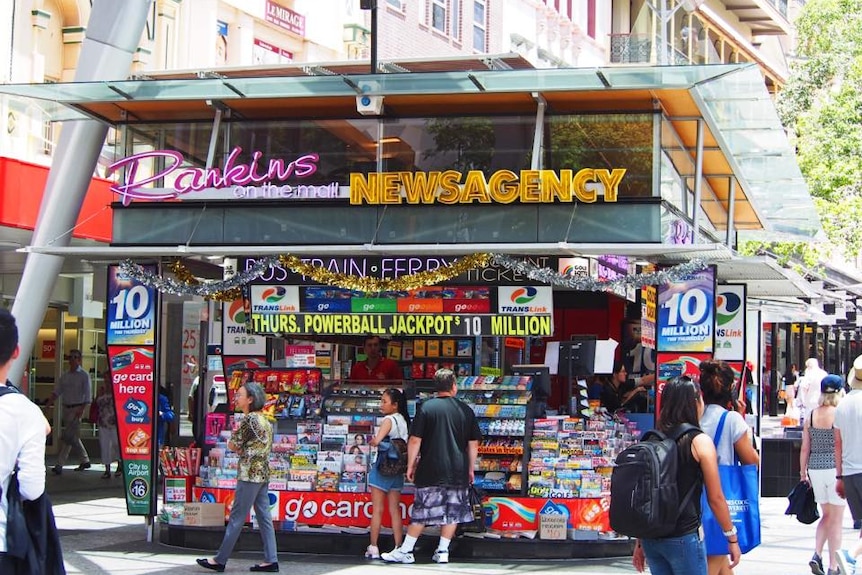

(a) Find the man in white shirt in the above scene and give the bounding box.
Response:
[799,357,827,424]
[0,309,47,570]
[49,349,92,474]
[835,355,862,574]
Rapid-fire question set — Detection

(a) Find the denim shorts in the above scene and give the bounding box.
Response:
[368,465,404,492]
[640,531,707,575]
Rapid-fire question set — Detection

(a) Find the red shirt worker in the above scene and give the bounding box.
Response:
[350,335,402,381]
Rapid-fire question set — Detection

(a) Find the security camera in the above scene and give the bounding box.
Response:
[356,94,384,116]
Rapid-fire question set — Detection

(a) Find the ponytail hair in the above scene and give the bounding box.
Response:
[384,387,411,428]
[699,359,738,411]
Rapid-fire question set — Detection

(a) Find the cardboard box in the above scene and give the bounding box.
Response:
[184,503,226,527]
[539,514,567,540]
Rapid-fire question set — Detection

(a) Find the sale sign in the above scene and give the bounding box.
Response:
[109,344,157,515]
[107,264,157,345]
[657,267,715,353]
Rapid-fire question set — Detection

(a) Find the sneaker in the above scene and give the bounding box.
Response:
[51,465,62,475]
[836,550,857,575]
[811,553,825,575]
[432,549,449,564]
[364,545,380,559]
[381,548,415,564]
[74,462,91,471]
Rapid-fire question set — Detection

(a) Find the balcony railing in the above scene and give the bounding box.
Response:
[609,33,652,64]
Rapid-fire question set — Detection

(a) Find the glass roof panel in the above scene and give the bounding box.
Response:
[692,65,821,239]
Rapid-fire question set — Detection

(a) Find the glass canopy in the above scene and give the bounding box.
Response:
[0,62,820,239]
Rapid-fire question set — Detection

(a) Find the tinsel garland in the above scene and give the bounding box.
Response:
[489,254,708,291]
[278,253,493,293]
[121,253,709,301]
[119,258,279,302]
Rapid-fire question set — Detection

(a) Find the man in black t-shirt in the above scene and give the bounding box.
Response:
[381,369,481,565]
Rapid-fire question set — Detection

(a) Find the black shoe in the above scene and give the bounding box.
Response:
[196,558,226,572]
[74,462,91,471]
[250,564,279,572]
[855,519,862,530]
[51,465,62,475]
[810,552,825,575]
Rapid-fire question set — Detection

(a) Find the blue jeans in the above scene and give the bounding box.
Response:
[641,531,707,575]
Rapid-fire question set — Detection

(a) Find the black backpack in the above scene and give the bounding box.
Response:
[609,424,700,538]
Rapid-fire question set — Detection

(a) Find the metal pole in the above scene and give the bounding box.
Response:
[692,119,704,244]
[726,177,736,248]
[370,0,378,74]
[9,0,154,386]
[769,322,778,417]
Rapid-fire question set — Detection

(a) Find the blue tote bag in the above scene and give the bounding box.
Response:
[700,410,761,555]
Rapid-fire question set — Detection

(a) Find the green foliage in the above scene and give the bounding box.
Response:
[737,239,821,273]
[547,114,654,197]
[425,117,495,172]
[776,0,862,257]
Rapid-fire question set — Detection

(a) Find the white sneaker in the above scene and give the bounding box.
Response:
[364,545,380,559]
[432,549,449,564]
[381,548,415,564]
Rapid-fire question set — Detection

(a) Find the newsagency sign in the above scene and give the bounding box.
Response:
[250,312,552,337]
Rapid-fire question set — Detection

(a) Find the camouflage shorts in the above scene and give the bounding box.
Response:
[410,486,472,526]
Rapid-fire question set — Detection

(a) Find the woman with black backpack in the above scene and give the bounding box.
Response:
[632,377,741,575]
[365,388,410,560]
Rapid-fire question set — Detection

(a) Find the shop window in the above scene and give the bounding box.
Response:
[546,113,655,198]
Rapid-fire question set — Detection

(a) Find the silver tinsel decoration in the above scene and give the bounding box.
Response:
[490,254,708,291]
[119,254,709,298]
[118,257,280,297]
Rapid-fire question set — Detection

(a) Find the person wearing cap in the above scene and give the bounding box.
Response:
[800,374,845,575]
[834,356,862,575]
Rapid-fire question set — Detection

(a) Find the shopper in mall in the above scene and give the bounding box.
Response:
[48,349,92,474]
[95,384,121,478]
[834,355,862,575]
[349,335,402,381]
[698,359,760,575]
[799,374,845,575]
[632,376,740,575]
[381,368,482,565]
[196,381,278,573]
[365,387,411,559]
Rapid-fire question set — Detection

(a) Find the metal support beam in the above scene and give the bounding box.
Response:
[205,107,224,169]
[530,92,547,170]
[9,0,153,386]
[692,119,704,244]
[726,177,736,248]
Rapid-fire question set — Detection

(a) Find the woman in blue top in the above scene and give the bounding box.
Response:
[698,360,760,575]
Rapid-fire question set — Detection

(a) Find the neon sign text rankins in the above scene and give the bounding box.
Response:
[107,147,319,205]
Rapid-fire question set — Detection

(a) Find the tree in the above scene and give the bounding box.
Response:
[768,0,862,260]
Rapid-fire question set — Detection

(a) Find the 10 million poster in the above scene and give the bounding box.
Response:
[106,264,159,516]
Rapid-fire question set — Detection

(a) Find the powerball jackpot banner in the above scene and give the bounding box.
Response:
[657,267,715,353]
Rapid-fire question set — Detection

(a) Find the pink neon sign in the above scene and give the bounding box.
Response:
[106,146,320,205]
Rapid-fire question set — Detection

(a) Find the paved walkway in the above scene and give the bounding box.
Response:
[47,463,860,574]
